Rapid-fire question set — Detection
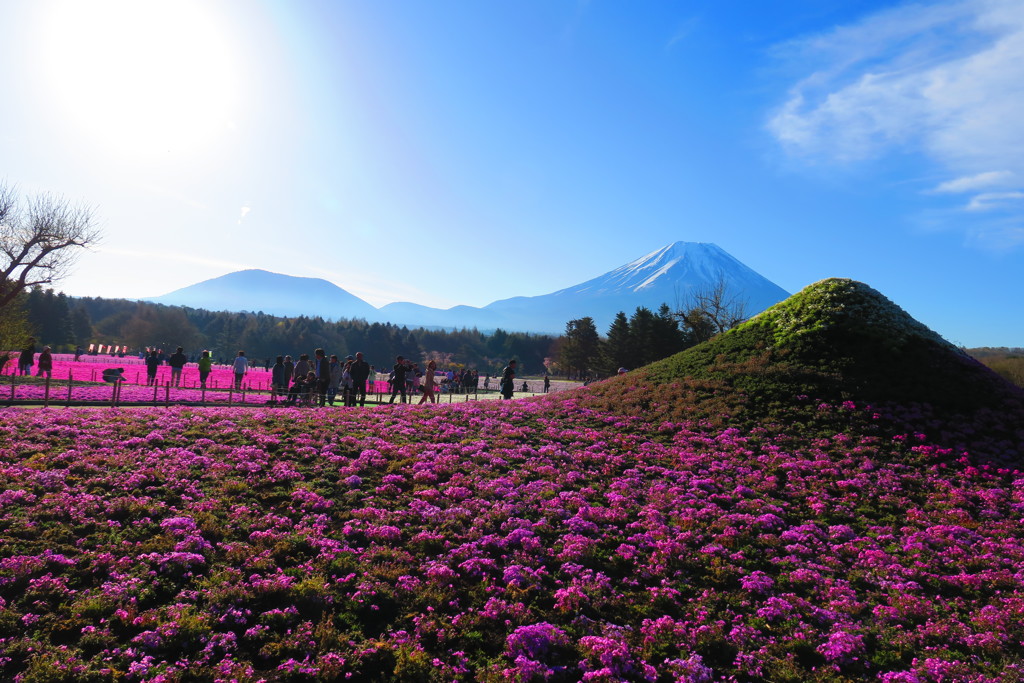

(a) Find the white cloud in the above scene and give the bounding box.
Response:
[768,0,1024,179]
[237,206,251,224]
[932,170,1015,193]
[966,191,1024,211]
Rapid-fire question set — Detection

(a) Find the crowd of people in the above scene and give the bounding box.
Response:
[7,336,536,407]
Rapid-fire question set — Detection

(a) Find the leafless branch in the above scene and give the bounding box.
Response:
[0,182,101,309]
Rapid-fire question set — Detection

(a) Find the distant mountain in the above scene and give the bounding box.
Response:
[148,242,789,334]
[476,241,789,333]
[147,269,379,320]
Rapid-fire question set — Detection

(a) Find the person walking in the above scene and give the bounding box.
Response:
[18,337,36,376]
[145,349,160,386]
[36,346,53,379]
[232,350,248,390]
[418,359,439,404]
[198,351,213,388]
[168,346,187,387]
[500,359,517,400]
[389,355,408,404]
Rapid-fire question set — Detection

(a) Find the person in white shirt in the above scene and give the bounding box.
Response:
[232,350,248,390]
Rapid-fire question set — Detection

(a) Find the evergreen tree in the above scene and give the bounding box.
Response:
[651,303,686,361]
[71,306,93,345]
[628,307,657,367]
[560,317,600,378]
[602,311,631,374]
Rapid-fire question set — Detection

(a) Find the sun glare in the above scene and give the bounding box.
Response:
[39,0,237,158]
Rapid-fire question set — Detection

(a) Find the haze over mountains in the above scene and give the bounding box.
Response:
[148,242,789,334]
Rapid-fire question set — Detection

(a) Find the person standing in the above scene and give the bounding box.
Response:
[327,354,341,406]
[36,346,53,379]
[389,355,408,404]
[340,358,355,407]
[145,349,160,386]
[418,359,438,404]
[198,350,213,388]
[313,348,331,407]
[18,337,36,376]
[543,374,551,393]
[500,359,517,400]
[232,350,248,390]
[293,353,310,380]
[168,346,187,387]
[411,363,422,398]
[350,352,370,406]
[271,356,287,401]
[283,355,294,389]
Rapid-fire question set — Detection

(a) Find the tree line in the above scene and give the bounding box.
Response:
[14,289,556,376]
[12,274,762,380]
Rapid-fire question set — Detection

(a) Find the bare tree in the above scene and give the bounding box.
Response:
[0,182,101,310]
[675,273,749,345]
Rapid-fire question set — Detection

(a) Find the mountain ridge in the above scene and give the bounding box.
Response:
[147,241,789,333]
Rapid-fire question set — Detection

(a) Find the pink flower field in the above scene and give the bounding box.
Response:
[1,393,1023,681]
[0,355,400,406]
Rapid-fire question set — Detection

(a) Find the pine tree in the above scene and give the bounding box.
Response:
[602,311,631,374]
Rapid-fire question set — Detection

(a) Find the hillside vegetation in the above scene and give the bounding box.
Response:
[1,278,1022,681]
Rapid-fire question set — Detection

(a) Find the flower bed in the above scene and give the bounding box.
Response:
[0,396,1022,681]
[0,355,403,406]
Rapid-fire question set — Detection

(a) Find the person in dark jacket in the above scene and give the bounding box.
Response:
[271,356,287,401]
[314,348,331,407]
[168,347,187,386]
[350,351,371,406]
[389,355,408,404]
[145,349,160,386]
[500,359,517,400]
[283,355,294,389]
[36,346,53,379]
[18,337,36,376]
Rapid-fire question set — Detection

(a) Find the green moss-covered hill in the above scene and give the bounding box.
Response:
[569,278,1024,466]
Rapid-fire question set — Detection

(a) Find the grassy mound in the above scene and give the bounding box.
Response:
[570,278,1024,466]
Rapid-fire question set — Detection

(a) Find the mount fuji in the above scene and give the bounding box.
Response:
[148,242,788,334]
[380,241,789,333]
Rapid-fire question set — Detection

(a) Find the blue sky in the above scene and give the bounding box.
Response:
[1,0,1021,347]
